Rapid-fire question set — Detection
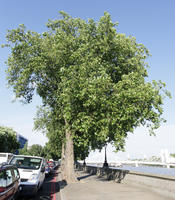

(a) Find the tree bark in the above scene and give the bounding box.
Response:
[61,142,66,180]
[63,119,77,183]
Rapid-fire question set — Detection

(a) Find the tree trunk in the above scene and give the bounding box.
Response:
[63,120,77,183]
[61,142,66,180]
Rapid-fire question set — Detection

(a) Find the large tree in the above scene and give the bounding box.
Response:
[3,11,170,183]
[34,106,90,177]
[0,126,20,153]
[34,106,89,163]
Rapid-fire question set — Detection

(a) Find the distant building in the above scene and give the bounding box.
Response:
[16,133,28,149]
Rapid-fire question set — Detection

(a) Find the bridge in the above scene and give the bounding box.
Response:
[109,160,175,168]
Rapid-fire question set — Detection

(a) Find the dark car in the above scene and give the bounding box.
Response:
[0,164,20,200]
[44,164,51,176]
[47,161,55,173]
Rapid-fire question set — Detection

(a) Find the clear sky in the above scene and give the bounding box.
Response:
[0,0,175,159]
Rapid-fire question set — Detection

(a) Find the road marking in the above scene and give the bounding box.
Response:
[51,171,57,200]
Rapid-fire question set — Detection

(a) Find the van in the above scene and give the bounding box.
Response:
[9,155,45,196]
[0,153,14,164]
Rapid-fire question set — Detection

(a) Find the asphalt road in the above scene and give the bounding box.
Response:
[17,169,60,200]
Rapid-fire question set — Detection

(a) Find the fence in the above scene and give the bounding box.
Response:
[76,163,129,183]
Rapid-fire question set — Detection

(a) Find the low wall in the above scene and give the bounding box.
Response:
[76,164,175,199]
[76,164,129,183]
[123,171,175,199]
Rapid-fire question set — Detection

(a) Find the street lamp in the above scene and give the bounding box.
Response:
[103,145,108,167]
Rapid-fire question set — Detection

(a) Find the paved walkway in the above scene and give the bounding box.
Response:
[59,170,175,200]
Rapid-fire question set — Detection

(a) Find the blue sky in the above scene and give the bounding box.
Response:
[0,0,175,159]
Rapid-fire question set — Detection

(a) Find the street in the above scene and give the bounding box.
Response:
[17,170,60,200]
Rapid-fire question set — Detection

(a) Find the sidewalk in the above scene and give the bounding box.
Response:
[58,170,175,200]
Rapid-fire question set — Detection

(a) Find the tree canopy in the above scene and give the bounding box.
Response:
[3,11,170,182]
[19,144,45,157]
[0,126,20,153]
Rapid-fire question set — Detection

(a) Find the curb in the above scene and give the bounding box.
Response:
[59,188,66,200]
[58,170,66,200]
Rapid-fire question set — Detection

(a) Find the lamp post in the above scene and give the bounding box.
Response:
[83,159,86,167]
[103,146,108,167]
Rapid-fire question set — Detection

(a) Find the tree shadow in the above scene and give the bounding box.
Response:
[58,179,67,189]
[77,173,95,181]
[76,166,129,183]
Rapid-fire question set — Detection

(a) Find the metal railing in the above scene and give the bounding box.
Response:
[76,163,129,183]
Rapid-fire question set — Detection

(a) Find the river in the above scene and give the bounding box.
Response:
[117,165,175,177]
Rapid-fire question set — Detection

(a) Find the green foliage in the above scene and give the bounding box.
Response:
[34,106,62,160]
[3,11,170,156]
[43,141,61,160]
[0,126,20,153]
[170,154,175,158]
[19,143,45,157]
[18,142,29,155]
[28,144,45,157]
[34,106,89,160]
[74,144,89,161]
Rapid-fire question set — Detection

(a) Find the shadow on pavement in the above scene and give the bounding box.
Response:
[58,179,67,190]
[76,168,129,183]
[77,173,95,181]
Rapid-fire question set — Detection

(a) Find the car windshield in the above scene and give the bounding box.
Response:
[9,156,42,170]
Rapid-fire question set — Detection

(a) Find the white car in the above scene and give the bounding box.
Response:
[9,155,45,196]
[0,153,14,164]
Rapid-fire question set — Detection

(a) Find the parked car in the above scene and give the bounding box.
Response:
[9,155,45,196]
[47,161,55,173]
[44,164,51,176]
[0,153,14,164]
[0,163,20,200]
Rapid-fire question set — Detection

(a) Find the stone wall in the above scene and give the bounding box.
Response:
[76,164,129,183]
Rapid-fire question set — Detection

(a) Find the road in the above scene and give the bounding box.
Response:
[17,169,60,200]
